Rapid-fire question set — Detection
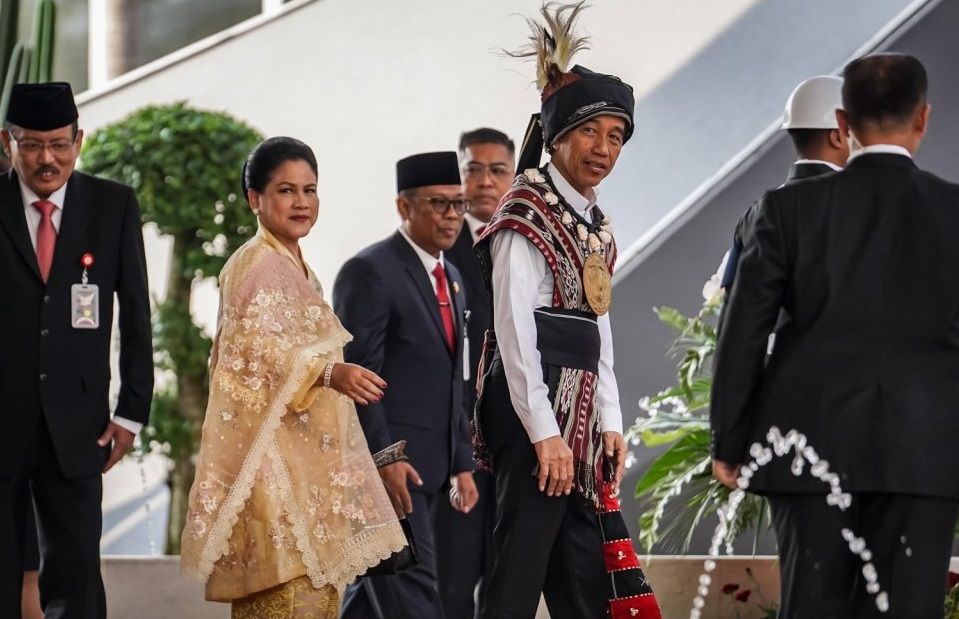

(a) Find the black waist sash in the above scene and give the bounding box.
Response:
[532,307,600,372]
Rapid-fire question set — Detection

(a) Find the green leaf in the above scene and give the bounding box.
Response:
[634,431,710,495]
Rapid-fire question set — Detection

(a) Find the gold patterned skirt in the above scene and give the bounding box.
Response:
[231,576,338,619]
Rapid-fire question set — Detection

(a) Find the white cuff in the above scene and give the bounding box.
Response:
[112,416,143,435]
[524,413,562,444]
[600,413,623,435]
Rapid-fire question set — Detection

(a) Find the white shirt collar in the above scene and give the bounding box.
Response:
[18,175,68,211]
[464,213,486,242]
[546,162,596,216]
[847,144,913,163]
[398,226,444,276]
[794,158,844,172]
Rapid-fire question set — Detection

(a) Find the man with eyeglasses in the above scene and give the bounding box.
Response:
[0,83,152,618]
[433,128,514,619]
[334,151,478,619]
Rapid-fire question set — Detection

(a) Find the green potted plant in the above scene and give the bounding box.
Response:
[81,102,262,553]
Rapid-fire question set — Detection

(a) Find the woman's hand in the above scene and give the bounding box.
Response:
[327,363,386,405]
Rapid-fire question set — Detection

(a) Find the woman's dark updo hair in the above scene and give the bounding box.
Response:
[241,136,318,201]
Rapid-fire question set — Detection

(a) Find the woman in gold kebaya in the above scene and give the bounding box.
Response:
[180,137,406,617]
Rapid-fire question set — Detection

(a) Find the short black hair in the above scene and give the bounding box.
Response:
[458,127,515,156]
[787,128,832,158]
[842,53,927,131]
[242,136,318,198]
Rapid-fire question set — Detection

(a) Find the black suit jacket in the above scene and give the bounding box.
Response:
[711,153,959,498]
[721,162,836,290]
[0,170,153,478]
[332,231,473,492]
[445,226,491,408]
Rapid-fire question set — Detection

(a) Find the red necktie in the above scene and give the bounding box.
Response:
[432,262,456,352]
[33,200,57,283]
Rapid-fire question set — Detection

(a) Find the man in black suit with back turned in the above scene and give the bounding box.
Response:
[711,54,959,618]
[435,128,514,619]
[0,83,153,618]
[334,151,479,619]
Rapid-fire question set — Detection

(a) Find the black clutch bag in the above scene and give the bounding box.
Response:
[364,440,418,576]
[362,516,418,576]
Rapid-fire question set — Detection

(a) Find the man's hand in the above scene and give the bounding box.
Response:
[533,436,574,497]
[712,459,742,489]
[328,363,387,406]
[602,431,627,495]
[98,422,135,474]
[449,471,479,513]
[378,461,423,517]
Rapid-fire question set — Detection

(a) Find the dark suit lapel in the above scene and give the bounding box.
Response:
[0,171,42,280]
[390,232,449,352]
[48,174,93,287]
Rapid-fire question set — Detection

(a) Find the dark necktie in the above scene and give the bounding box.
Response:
[33,200,57,282]
[432,262,456,352]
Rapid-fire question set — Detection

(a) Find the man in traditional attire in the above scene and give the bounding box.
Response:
[0,83,153,618]
[435,127,515,618]
[334,152,478,619]
[712,53,959,618]
[472,4,660,618]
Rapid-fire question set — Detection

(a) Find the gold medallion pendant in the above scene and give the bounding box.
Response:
[583,252,612,315]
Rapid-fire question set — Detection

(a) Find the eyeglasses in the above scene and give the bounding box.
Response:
[462,163,513,179]
[416,196,470,216]
[13,136,77,155]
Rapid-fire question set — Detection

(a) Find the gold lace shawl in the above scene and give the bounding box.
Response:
[180,229,406,601]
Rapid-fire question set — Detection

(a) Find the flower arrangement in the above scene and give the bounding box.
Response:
[627,289,769,553]
[946,571,959,619]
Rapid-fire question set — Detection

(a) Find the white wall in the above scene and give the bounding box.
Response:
[76,0,760,331]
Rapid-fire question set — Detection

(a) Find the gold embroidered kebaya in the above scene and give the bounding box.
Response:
[180,227,406,604]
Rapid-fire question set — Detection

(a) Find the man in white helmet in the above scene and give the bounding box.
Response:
[710,75,848,295]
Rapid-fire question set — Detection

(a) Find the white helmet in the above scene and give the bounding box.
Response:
[781,75,844,130]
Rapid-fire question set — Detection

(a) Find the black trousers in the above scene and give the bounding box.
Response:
[477,363,610,619]
[0,417,105,619]
[340,490,445,619]
[434,468,494,619]
[767,492,958,619]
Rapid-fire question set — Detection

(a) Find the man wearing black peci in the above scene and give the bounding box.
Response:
[712,54,959,618]
[0,83,153,618]
[334,152,478,619]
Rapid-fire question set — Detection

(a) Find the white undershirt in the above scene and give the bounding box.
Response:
[18,178,66,251]
[489,162,623,444]
[464,213,486,243]
[846,143,913,162]
[398,226,445,293]
[18,177,142,436]
[793,158,844,172]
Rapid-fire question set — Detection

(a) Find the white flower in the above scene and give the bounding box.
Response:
[525,168,546,184]
[598,230,613,244]
[702,273,724,305]
[543,191,559,206]
[576,224,588,242]
[255,292,271,307]
[587,233,602,251]
[561,211,574,226]
[307,306,323,320]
